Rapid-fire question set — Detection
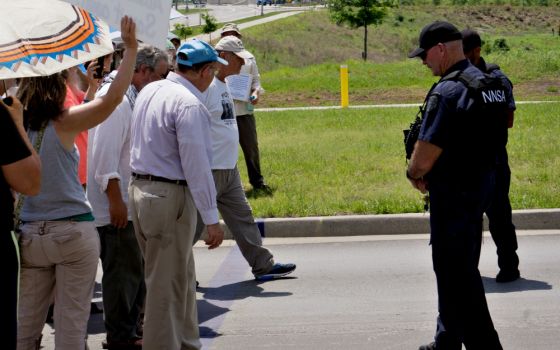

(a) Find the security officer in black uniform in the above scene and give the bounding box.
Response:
[462,29,521,283]
[407,21,505,350]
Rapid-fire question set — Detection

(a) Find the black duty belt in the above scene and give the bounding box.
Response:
[132,172,187,186]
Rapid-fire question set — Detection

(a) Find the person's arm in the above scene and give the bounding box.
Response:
[0,97,41,195]
[507,109,514,128]
[407,140,442,193]
[176,104,223,249]
[105,179,128,228]
[55,17,137,144]
[248,58,263,105]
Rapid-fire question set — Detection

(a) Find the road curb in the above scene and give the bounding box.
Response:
[219,209,560,238]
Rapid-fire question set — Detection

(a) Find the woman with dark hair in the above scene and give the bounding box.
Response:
[15,17,138,350]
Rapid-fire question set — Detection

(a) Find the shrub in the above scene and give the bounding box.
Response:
[493,38,510,52]
[173,23,193,39]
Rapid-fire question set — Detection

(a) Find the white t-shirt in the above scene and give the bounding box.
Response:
[202,78,239,170]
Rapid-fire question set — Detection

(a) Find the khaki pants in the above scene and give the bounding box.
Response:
[129,179,201,350]
[17,221,100,350]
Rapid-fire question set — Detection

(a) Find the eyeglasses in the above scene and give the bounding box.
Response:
[419,45,435,60]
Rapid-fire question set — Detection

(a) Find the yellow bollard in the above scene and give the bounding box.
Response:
[340,65,349,108]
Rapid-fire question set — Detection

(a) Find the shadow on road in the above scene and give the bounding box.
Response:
[198,299,230,324]
[197,278,295,301]
[482,276,552,293]
[197,278,295,339]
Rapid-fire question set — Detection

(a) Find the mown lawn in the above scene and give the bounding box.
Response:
[238,103,560,218]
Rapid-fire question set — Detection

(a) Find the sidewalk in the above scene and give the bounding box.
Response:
[193,10,304,43]
[216,209,560,238]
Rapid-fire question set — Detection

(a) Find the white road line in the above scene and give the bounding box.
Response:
[257,100,560,112]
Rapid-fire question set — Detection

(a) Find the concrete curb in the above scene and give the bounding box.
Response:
[218,209,560,238]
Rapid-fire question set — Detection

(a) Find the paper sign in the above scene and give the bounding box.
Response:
[64,0,172,49]
[226,73,253,102]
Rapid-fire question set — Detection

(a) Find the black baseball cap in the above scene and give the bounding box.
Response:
[461,29,482,53]
[408,21,463,58]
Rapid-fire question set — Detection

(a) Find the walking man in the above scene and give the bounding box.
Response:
[87,45,169,349]
[195,35,296,280]
[128,39,224,349]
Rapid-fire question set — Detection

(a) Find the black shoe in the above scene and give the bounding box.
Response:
[418,342,436,350]
[496,269,520,283]
[253,184,273,194]
[255,263,296,281]
[102,337,143,349]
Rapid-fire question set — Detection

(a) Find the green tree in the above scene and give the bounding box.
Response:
[327,0,395,61]
[173,23,193,40]
[202,12,218,42]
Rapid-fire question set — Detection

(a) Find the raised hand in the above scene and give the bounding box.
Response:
[120,16,138,50]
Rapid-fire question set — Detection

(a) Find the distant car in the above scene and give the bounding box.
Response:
[257,0,272,5]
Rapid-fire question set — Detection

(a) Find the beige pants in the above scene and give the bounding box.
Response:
[17,220,100,350]
[129,179,201,350]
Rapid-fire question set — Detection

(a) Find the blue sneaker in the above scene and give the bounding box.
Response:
[255,263,296,281]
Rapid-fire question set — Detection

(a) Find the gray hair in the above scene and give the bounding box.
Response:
[135,44,168,71]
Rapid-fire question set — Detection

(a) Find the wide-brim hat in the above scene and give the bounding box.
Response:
[221,23,242,37]
[215,36,253,60]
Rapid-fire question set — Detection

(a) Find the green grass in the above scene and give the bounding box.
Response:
[238,7,560,106]
[236,103,560,218]
[207,5,560,217]
[177,8,208,14]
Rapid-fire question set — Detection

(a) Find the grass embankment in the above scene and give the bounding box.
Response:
[231,5,560,217]
[240,6,560,106]
[240,103,560,217]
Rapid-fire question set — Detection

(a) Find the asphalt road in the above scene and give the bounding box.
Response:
[38,230,560,349]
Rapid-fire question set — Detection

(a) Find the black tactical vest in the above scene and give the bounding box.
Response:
[437,69,510,178]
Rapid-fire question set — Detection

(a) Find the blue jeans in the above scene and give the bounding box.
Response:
[98,222,145,341]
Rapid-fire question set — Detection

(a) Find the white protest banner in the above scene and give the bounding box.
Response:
[63,0,172,49]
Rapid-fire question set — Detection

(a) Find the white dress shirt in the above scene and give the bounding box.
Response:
[86,83,133,226]
[130,71,219,225]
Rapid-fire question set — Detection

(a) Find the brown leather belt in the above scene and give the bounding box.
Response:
[132,172,187,186]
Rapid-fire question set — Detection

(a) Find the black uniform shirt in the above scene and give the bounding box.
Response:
[1,112,31,232]
[418,59,499,184]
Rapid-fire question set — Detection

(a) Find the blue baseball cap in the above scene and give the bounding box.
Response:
[176,39,228,67]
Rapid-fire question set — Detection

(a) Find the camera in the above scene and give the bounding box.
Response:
[94,56,105,79]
